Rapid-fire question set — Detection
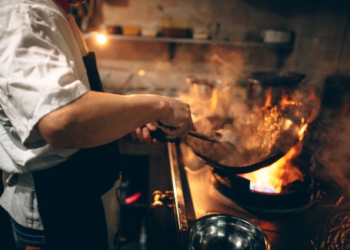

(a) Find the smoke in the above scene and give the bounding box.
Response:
[308,114,350,198]
[179,69,322,170]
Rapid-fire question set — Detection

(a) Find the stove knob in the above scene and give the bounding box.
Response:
[151,191,164,208]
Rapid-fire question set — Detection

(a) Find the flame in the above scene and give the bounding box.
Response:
[179,75,321,195]
[192,84,199,97]
[241,141,304,193]
[280,94,302,107]
[298,123,308,140]
[211,88,218,112]
[264,87,272,108]
[234,88,318,194]
[241,118,309,193]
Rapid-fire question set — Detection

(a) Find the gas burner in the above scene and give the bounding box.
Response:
[211,163,315,214]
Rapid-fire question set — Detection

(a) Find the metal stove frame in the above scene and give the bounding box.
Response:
[168,142,350,250]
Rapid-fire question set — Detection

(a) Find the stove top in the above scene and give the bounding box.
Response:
[168,143,350,250]
[212,167,315,213]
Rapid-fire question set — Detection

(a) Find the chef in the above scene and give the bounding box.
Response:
[0,0,194,249]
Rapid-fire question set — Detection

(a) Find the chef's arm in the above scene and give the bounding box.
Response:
[37,91,193,149]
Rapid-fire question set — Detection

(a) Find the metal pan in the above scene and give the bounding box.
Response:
[189,214,270,250]
[152,117,301,174]
[250,71,306,88]
[191,117,301,174]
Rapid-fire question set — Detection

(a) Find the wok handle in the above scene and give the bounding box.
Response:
[157,121,218,143]
[157,121,175,131]
[150,128,180,143]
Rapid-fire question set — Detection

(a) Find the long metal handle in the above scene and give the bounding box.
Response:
[188,131,220,143]
[168,143,188,232]
[157,121,219,143]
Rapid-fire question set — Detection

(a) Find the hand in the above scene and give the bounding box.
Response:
[158,96,194,138]
[128,123,158,145]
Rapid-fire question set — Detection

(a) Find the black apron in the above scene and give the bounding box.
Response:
[32,52,120,250]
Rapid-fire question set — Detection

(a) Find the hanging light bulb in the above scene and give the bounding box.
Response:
[96,34,107,45]
[138,69,146,76]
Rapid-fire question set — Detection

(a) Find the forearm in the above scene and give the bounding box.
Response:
[38,91,168,148]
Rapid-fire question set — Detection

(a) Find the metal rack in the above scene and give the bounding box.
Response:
[101,34,292,48]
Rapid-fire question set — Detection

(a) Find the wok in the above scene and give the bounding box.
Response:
[247,71,306,108]
[152,116,301,175]
[250,71,306,88]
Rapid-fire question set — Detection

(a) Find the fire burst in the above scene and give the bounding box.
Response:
[241,140,304,193]
[240,90,318,194]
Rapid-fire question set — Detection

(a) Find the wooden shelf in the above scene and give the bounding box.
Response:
[84,33,293,62]
[84,33,293,49]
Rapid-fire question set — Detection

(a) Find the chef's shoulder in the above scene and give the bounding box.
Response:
[0,0,67,32]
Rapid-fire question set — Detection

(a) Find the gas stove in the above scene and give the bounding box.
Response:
[168,142,350,250]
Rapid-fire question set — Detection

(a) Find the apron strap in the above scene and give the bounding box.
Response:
[83,52,104,92]
[32,4,119,248]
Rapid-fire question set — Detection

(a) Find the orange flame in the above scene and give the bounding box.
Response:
[192,84,199,97]
[241,141,304,193]
[241,122,308,193]
[211,88,218,112]
[298,123,308,140]
[236,88,319,193]
[181,80,320,194]
[280,94,302,107]
[264,87,272,108]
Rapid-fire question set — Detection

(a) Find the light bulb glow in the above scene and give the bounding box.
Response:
[138,69,145,76]
[96,34,107,45]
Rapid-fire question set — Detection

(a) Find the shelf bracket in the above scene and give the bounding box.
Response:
[168,42,177,61]
[274,47,293,69]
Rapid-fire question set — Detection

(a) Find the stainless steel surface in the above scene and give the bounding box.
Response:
[261,29,292,44]
[168,142,189,232]
[189,215,270,250]
[169,142,350,249]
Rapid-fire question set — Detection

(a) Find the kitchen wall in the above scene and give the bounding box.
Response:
[85,0,350,93]
[284,0,350,84]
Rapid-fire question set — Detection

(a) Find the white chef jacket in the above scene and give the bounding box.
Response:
[0,0,90,229]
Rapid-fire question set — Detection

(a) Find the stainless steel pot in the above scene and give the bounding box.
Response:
[188,214,270,250]
[261,29,292,44]
[247,71,306,108]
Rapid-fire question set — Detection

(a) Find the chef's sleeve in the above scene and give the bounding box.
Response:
[0,6,89,149]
